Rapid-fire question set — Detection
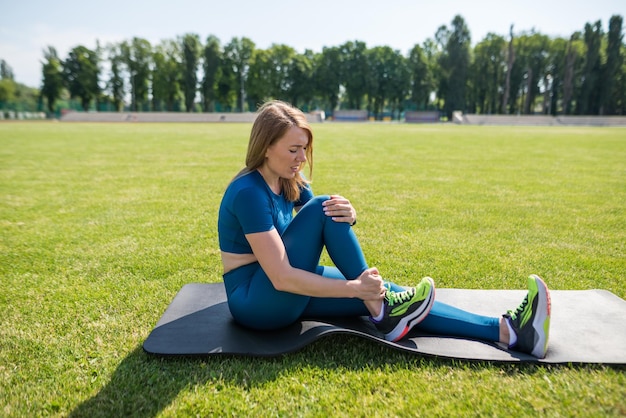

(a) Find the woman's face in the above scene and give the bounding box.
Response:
[263,126,308,180]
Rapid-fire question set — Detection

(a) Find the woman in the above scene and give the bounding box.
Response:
[218,100,551,358]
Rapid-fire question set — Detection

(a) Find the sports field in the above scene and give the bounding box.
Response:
[1,122,625,416]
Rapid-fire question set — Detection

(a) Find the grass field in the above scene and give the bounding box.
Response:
[1,122,625,417]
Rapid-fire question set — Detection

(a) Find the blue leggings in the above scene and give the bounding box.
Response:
[223,195,500,342]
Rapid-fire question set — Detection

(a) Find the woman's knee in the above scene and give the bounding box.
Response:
[300,195,329,213]
[289,195,330,230]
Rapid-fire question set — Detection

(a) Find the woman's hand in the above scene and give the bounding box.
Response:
[322,195,357,225]
[349,267,385,301]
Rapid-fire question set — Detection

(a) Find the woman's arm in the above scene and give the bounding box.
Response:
[246,228,383,300]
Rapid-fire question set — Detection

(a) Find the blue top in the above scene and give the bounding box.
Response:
[218,170,313,254]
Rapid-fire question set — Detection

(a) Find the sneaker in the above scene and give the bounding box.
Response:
[372,277,435,342]
[503,274,551,358]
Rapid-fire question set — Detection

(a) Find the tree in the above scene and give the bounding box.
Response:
[408,43,434,110]
[366,46,402,119]
[62,45,100,111]
[515,32,550,114]
[0,81,38,112]
[314,46,342,114]
[544,37,568,115]
[0,78,16,108]
[1,59,14,80]
[502,25,515,114]
[0,60,40,112]
[617,44,626,114]
[266,44,297,99]
[422,38,444,110]
[286,51,315,110]
[201,35,221,112]
[224,37,255,112]
[561,33,585,114]
[152,40,182,111]
[247,48,273,108]
[247,44,313,109]
[600,15,624,114]
[120,37,152,111]
[180,33,201,112]
[41,47,63,113]
[340,41,368,109]
[470,33,506,114]
[106,43,126,112]
[507,32,537,115]
[388,49,410,119]
[217,56,236,111]
[431,26,450,112]
[30,13,626,117]
[577,21,603,114]
[440,15,471,119]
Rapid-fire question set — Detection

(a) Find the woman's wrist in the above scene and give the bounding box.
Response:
[344,279,359,298]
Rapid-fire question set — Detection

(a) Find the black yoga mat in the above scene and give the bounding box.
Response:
[143,283,626,364]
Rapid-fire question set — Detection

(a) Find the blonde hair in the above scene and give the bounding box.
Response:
[236,100,313,201]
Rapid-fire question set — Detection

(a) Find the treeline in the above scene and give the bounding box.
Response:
[2,14,625,118]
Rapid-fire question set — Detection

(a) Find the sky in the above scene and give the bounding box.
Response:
[1,0,624,88]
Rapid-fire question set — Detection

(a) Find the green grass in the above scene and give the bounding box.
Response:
[1,122,625,417]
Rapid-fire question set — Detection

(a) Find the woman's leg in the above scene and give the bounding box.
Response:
[286,196,500,341]
[230,194,500,341]
[224,262,311,330]
[283,195,368,280]
[381,280,499,341]
[307,279,501,342]
[416,302,500,341]
[303,266,500,342]
[225,195,371,329]
[283,195,373,317]
[302,266,370,317]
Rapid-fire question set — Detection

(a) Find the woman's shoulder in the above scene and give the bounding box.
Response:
[225,171,267,201]
[229,170,262,190]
